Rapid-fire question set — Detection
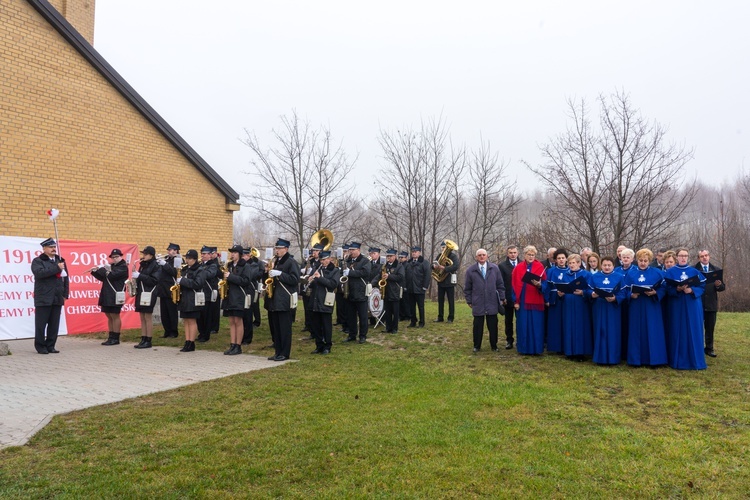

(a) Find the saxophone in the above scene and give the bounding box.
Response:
[264,257,276,299]
[339,258,349,299]
[125,260,140,297]
[379,264,388,297]
[170,264,185,304]
[218,263,229,300]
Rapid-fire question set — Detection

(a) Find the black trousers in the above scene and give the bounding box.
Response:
[399,293,410,320]
[303,293,313,331]
[242,307,254,343]
[473,314,499,350]
[209,297,221,332]
[197,300,215,338]
[160,296,179,337]
[703,310,718,350]
[266,307,276,347]
[336,291,348,328]
[503,303,515,343]
[252,296,261,326]
[311,311,333,350]
[384,300,399,332]
[437,286,455,321]
[346,300,369,339]
[408,293,425,325]
[35,305,62,352]
[269,310,293,358]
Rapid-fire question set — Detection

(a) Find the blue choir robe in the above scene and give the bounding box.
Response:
[625,266,667,366]
[545,266,568,353]
[560,269,593,356]
[665,265,707,370]
[586,271,627,365]
[514,262,548,355]
[615,265,636,360]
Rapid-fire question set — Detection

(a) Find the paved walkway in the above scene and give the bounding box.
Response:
[0,336,286,449]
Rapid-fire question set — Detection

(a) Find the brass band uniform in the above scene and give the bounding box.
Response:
[209,247,222,334]
[31,238,69,354]
[343,241,372,343]
[156,243,181,338]
[197,245,219,343]
[335,243,351,332]
[132,246,160,350]
[398,251,410,320]
[301,243,323,335]
[265,238,301,361]
[407,246,431,328]
[367,247,382,326]
[381,248,406,334]
[221,245,258,355]
[433,240,459,323]
[241,248,262,345]
[177,249,206,352]
[92,248,128,346]
[308,250,341,354]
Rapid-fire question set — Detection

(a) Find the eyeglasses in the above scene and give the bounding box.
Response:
[677,254,689,258]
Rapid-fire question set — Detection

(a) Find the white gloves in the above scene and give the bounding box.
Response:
[104,263,112,272]
[343,269,350,277]
[132,271,140,279]
[269,269,282,277]
[176,277,182,284]
[157,258,166,266]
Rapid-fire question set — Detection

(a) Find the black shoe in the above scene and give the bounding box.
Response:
[241,340,252,345]
[167,333,179,338]
[161,332,171,338]
[433,319,444,323]
[186,341,195,352]
[102,332,120,346]
[505,342,514,350]
[418,323,425,328]
[179,341,191,352]
[311,349,323,354]
[37,349,49,354]
[47,348,60,354]
[358,338,367,344]
[135,338,152,349]
[343,337,357,342]
[224,344,235,355]
[268,355,277,360]
[492,347,498,352]
[228,344,241,356]
[210,330,218,334]
[273,355,287,361]
[473,347,480,353]
[134,336,146,348]
[321,349,330,354]
[447,319,454,323]
[705,348,717,358]
[253,322,261,327]
[407,323,417,328]
[391,330,398,335]
[196,336,210,343]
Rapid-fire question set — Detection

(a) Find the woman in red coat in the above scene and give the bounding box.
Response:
[512,246,548,355]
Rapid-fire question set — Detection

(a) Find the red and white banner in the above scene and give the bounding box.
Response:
[0,236,141,340]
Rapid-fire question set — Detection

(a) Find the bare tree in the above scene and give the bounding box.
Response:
[527,90,697,255]
[241,111,356,257]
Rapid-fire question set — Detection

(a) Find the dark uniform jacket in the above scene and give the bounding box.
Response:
[695,262,725,312]
[266,252,301,312]
[369,259,383,287]
[407,256,431,294]
[436,250,459,288]
[178,262,206,313]
[498,258,517,304]
[135,258,160,309]
[301,257,320,295]
[310,262,341,313]
[382,260,405,301]
[157,255,179,298]
[92,259,128,308]
[31,253,69,306]
[346,254,372,302]
[201,258,220,301]
[222,258,256,311]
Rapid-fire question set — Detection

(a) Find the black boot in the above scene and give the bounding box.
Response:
[186,341,196,352]
[134,336,146,348]
[224,344,235,355]
[135,336,152,349]
[180,340,191,352]
[102,332,120,346]
[229,344,241,355]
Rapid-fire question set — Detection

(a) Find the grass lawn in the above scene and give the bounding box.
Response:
[1,303,748,498]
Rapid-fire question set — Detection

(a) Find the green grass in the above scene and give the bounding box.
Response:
[1,303,749,498]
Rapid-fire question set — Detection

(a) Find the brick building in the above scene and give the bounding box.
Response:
[0,0,239,252]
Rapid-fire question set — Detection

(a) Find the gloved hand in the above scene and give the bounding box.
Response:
[269,269,282,277]
[176,277,182,285]
[132,271,140,279]
[157,258,166,266]
[343,269,350,277]
[104,263,112,272]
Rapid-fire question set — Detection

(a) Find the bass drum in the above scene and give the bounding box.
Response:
[368,288,384,316]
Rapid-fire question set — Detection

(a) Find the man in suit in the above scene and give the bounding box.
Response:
[464,248,505,352]
[343,242,372,343]
[580,247,592,270]
[433,240,459,323]
[695,250,725,358]
[498,245,519,349]
[406,246,431,328]
[651,248,666,270]
[31,238,69,354]
[544,247,557,269]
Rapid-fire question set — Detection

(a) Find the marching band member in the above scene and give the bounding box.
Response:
[398,251,410,321]
[368,247,382,326]
[433,240,459,323]
[625,248,667,367]
[197,245,219,343]
[92,248,128,347]
[587,256,627,365]
[665,248,707,370]
[177,249,205,352]
[336,243,351,333]
[133,246,160,349]
[209,247,223,334]
[156,243,181,338]
[381,248,405,334]
[266,238,301,361]
[302,243,323,335]
[406,246,430,328]
[342,242,372,343]
[512,246,547,355]
[31,238,69,354]
[241,248,261,345]
[221,245,256,355]
[308,250,340,354]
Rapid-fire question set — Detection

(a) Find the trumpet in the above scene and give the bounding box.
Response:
[170,264,185,304]
[218,263,229,300]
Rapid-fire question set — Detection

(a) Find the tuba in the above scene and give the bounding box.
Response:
[432,239,459,282]
[303,229,334,296]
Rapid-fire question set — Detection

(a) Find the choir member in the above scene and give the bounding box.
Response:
[512,246,547,355]
[587,256,627,365]
[545,248,569,353]
[625,248,667,367]
[559,254,592,361]
[665,248,707,370]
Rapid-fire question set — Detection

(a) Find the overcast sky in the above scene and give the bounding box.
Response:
[93,0,748,199]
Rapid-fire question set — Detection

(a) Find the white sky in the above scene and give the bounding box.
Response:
[93,0,749,198]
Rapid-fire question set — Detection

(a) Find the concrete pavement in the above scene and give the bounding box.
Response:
[0,336,286,449]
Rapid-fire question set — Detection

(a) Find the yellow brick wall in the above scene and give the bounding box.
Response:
[0,0,236,254]
[46,0,95,44]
